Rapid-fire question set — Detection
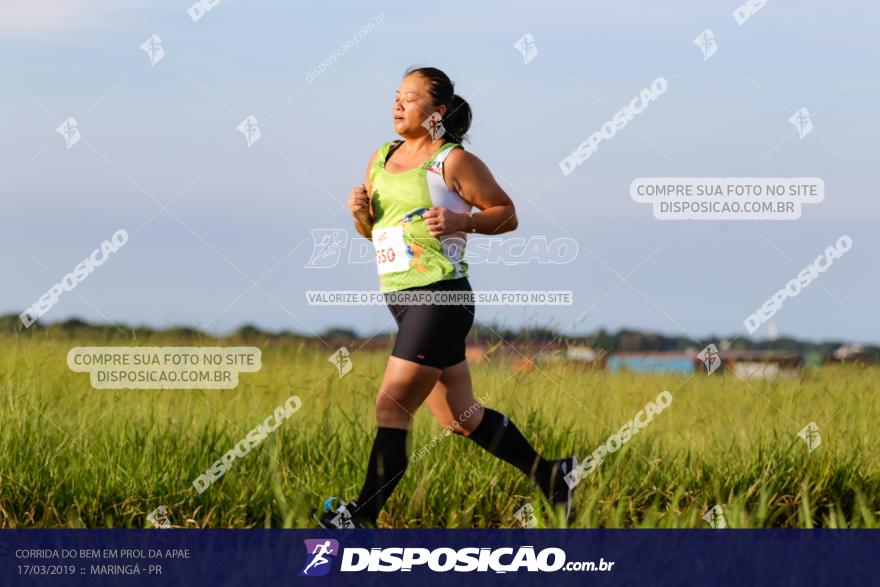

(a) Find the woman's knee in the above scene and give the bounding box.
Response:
[374,391,413,427]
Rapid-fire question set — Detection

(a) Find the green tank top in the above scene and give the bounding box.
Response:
[369,140,471,293]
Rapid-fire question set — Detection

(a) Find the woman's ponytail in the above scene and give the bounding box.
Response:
[443,94,472,144]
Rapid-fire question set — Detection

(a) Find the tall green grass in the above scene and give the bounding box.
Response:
[1,332,877,528]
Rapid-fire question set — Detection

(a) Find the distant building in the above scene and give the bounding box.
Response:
[565,345,599,363]
[829,344,874,365]
[719,350,801,379]
[607,352,697,375]
[833,344,863,359]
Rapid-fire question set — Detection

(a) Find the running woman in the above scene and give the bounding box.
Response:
[316,67,576,528]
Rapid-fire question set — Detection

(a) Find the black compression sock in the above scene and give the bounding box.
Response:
[352,427,409,524]
[466,408,553,496]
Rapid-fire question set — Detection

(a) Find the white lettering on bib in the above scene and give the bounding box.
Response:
[373,226,410,274]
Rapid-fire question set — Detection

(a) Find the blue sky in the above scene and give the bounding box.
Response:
[2,0,878,343]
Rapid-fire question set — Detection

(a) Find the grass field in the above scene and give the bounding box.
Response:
[1,332,878,528]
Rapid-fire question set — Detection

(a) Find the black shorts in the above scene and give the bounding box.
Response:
[385,277,475,369]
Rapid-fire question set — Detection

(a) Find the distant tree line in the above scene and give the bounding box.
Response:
[467,324,879,358]
[2,313,877,359]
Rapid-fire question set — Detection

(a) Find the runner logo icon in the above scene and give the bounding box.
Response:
[300,538,339,577]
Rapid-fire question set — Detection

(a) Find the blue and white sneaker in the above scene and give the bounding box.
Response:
[313,499,373,529]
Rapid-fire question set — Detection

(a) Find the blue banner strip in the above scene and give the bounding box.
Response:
[2,529,877,586]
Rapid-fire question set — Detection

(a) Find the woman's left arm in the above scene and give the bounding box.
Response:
[423,149,518,237]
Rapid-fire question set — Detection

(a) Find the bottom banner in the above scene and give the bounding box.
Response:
[1,529,877,586]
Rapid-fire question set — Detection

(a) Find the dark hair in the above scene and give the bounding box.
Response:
[404,66,472,143]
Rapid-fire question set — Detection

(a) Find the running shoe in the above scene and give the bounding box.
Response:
[312,499,374,529]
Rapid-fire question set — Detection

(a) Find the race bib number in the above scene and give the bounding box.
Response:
[373,226,410,274]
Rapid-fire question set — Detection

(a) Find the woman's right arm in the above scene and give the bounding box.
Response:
[349,149,380,239]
